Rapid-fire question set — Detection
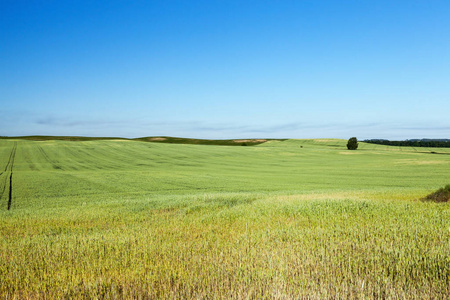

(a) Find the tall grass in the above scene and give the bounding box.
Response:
[1,193,449,298]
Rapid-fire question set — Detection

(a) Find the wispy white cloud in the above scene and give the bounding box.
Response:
[0,109,448,140]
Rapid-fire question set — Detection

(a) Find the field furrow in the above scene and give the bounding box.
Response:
[0,142,17,210]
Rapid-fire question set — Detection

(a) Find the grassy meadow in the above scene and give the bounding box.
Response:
[0,138,449,298]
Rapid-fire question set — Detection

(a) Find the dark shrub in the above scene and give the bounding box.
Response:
[423,185,450,202]
[347,137,358,150]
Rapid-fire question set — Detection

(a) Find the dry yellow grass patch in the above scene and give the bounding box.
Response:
[233,139,267,143]
[314,139,338,142]
[270,190,424,203]
[272,192,360,202]
[339,151,361,155]
[395,159,448,165]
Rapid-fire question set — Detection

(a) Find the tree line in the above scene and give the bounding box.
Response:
[364,139,450,148]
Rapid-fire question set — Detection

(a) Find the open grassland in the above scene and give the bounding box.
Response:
[0,139,449,298]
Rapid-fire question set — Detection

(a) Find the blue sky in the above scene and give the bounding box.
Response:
[1,0,449,139]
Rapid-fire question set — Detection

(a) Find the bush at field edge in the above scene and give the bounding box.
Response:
[423,185,450,202]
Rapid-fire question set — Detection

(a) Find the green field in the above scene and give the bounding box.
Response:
[1,138,449,298]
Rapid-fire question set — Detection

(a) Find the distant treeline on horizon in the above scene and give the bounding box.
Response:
[364,139,450,148]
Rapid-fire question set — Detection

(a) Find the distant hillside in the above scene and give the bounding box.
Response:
[134,136,285,146]
[0,135,283,146]
[364,139,450,148]
[0,136,127,141]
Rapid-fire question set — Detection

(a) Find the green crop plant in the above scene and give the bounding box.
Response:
[0,138,449,298]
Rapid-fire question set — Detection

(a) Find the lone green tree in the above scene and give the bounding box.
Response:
[347,137,358,150]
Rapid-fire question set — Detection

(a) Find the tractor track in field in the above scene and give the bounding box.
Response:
[7,170,13,210]
[1,142,17,210]
[37,145,62,170]
[0,142,16,176]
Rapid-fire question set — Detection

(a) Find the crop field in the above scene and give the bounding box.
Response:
[0,138,449,298]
